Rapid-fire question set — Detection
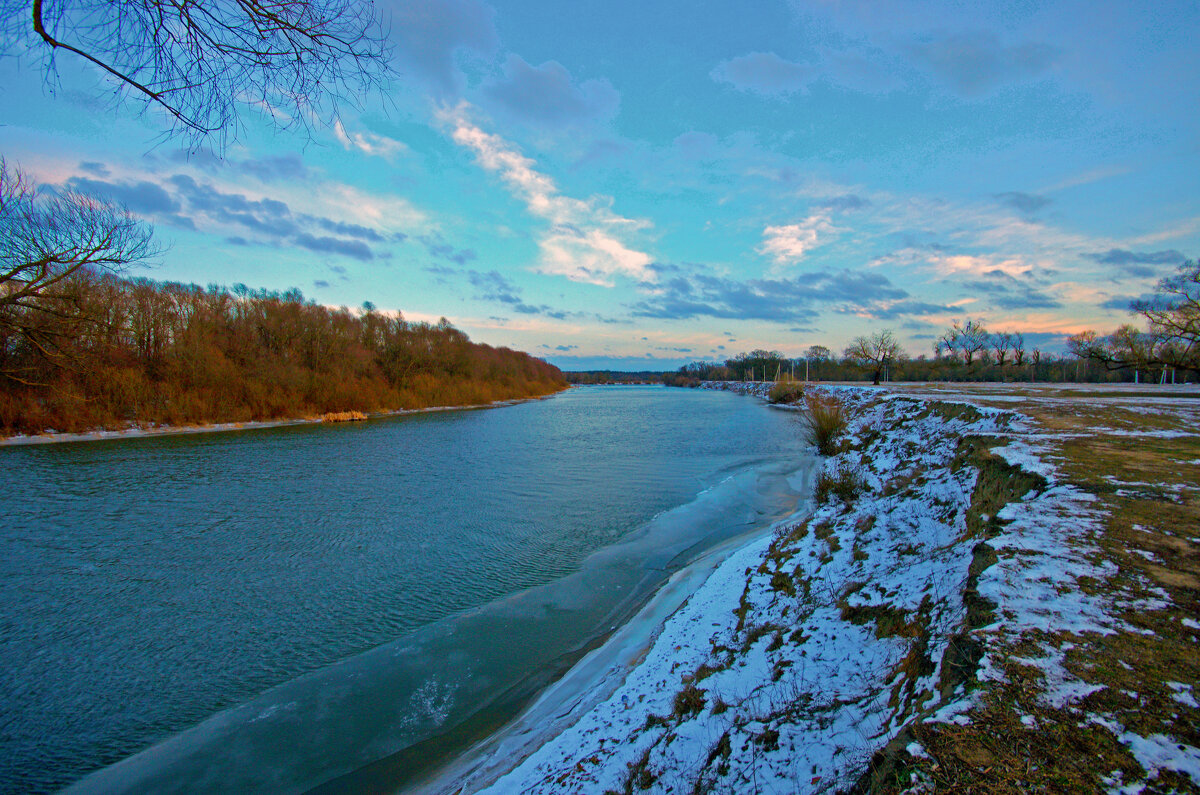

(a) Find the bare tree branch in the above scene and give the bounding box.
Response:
[1,158,157,380]
[2,0,392,150]
[843,329,900,385]
[1069,260,1200,376]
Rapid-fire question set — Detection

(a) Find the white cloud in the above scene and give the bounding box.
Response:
[439,105,654,286]
[757,211,835,265]
[333,120,408,159]
[927,253,1030,278]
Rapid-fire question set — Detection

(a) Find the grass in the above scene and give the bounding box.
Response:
[814,462,866,505]
[768,381,805,404]
[321,409,368,422]
[872,383,1200,794]
[801,393,848,455]
[672,682,708,719]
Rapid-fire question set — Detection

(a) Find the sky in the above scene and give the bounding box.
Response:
[2,0,1198,371]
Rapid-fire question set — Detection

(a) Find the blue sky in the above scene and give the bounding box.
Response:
[2,0,1197,370]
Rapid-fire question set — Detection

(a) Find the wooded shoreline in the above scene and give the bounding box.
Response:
[0,387,568,447]
[1,273,568,436]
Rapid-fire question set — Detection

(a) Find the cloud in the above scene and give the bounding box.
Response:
[295,234,374,261]
[862,299,961,320]
[907,32,1058,96]
[313,280,331,289]
[65,176,181,214]
[333,121,408,159]
[468,269,521,304]
[420,233,477,265]
[925,252,1031,278]
[385,0,499,97]
[758,212,835,265]
[78,161,110,177]
[631,268,907,323]
[167,174,295,235]
[995,191,1051,215]
[239,154,310,182]
[1098,292,1159,312]
[483,55,619,127]
[817,194,871,212]
[967,277,1062,310]
[165,148,225,173]
[465,269,573,318]
[137,174,391,260]
[441,106,653,285]
[316,218,385,242]
[711,52,816,96]
[1086,248,1185,278]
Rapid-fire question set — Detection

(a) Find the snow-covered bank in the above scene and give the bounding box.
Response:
[442,382,1199,793]
[461,387,999,793]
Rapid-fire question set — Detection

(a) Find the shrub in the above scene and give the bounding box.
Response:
[814,462,866,505]
[768,381,805,404]
[800,394,847,455]
[672,682,707,719]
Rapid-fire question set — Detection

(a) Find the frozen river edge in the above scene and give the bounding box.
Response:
[419,435,821,794]
[422,381,1200,794]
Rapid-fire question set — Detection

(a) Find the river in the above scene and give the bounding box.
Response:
[0,385,812,793]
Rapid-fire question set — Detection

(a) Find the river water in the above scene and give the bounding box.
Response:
[0,386,812,794]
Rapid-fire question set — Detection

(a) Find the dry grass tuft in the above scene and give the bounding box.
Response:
[800,394,848,455]
[322,410,368,422]
[814,462,866,505]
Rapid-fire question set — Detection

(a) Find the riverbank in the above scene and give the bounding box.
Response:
[0,387,568,447]
[432,381,1199,793]
[421,452,821,794]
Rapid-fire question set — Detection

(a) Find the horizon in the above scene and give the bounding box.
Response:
[2,0,1197,372]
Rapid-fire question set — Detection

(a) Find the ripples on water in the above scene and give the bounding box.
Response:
[0,386,809,793]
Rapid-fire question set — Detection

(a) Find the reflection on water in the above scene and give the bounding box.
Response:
[0,386,809,793]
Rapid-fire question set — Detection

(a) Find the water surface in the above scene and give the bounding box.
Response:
[0,386,810,793]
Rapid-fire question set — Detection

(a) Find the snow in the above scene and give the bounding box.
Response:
[424,381,1199,794]
[1120,731,1200,787]
[1167,682,1199,708]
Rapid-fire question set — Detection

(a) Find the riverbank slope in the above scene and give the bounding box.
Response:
[461,382,1199,793]
[0,387,567,447]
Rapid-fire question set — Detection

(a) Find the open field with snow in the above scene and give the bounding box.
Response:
[440,381,1199,794]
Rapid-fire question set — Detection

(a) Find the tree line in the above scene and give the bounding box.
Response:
[663,346,1123,387]
[0,270,565,435]
[1068,260,1198,381]
[665,261,1198,387]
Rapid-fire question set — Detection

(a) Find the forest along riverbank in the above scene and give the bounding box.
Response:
[0,391,564,447]
[461,383,1200,793]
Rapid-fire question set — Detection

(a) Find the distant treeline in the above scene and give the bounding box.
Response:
[662,348,1190,387]
[0,273,566,434]
[564,370,665,385]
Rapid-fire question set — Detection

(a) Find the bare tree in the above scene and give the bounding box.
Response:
[1011,331,1026,366]
[0,0,391,149]
[843,329,900,385]
[991,331,1012,367]
[938,319,990,368]
[1,159,156,380]
[1070,261,1200,377]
